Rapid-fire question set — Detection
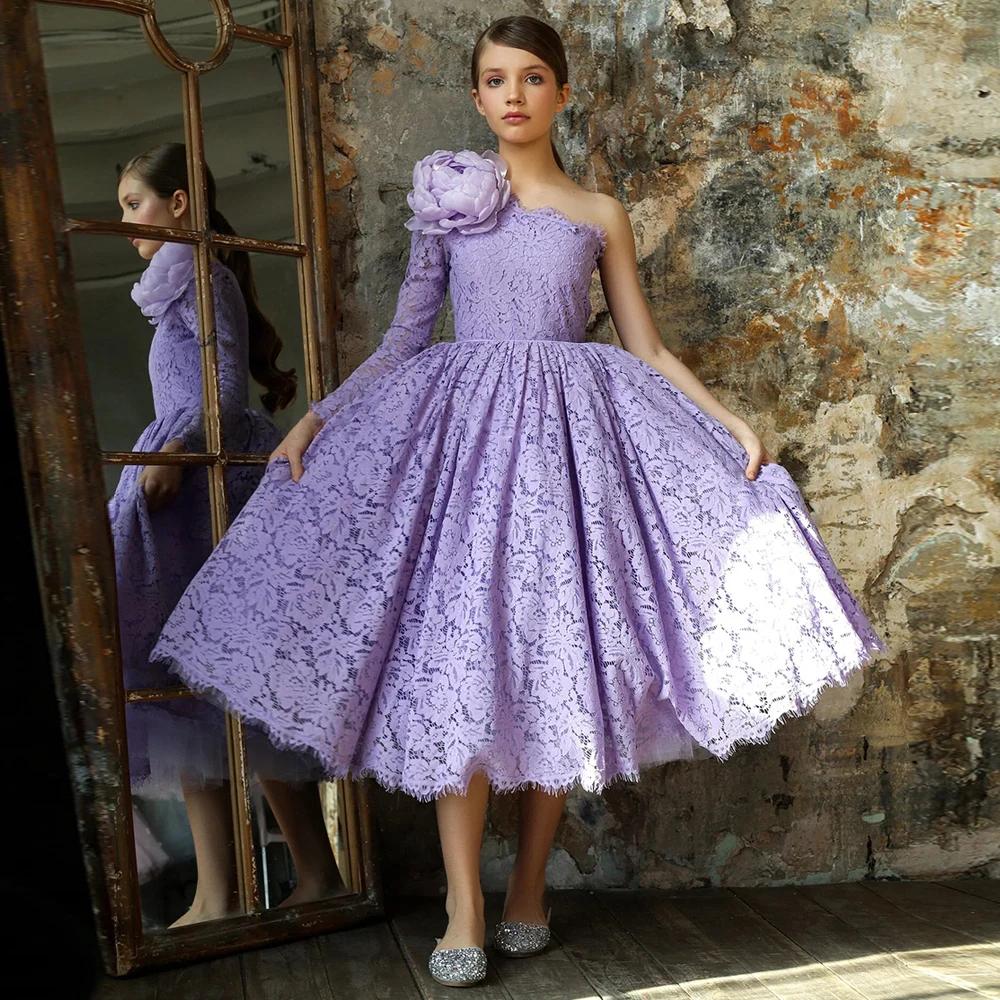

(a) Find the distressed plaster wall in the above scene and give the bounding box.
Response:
[314,0,1000,891]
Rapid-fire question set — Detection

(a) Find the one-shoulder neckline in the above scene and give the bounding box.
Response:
[506,193,608,255]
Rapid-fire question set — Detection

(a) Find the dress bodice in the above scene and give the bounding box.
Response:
[147,262,251,422]
[131,241,254,449]
[310,193,607,424]
[447,196,606,344]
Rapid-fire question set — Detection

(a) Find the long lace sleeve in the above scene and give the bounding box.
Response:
[173,265,250,451]
[310,230,450,422]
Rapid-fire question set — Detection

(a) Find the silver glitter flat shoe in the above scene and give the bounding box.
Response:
[428,938,488,987]
[492,906,552,958]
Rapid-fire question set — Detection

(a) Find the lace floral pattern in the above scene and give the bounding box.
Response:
[111,242,314,795]
[153,156,886,801]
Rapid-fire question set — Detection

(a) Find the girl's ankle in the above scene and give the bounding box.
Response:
[444,889,485,919]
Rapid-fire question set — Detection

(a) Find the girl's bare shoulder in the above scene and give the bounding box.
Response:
[560,187,628,237]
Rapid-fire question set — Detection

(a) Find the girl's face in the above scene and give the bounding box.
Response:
[473,43,569,145]
[117,173,189,260]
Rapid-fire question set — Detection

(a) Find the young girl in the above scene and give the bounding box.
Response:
[114,143,343,926]
[152,16,885,982]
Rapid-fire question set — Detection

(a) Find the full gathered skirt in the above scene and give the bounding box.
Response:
[113,406,319,796]
[152,341,885,801]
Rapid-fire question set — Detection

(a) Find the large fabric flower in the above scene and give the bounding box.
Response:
[131,240,195,322]
[405,149,511,236]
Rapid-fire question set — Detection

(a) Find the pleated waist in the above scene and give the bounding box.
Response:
[451,335,589,346]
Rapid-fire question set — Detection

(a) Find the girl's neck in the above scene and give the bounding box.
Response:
[497,134,566,199]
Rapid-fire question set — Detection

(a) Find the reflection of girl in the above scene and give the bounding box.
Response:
[155,16,885,982]
[112,143,343,926]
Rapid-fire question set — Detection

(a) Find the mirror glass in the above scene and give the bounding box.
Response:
[250,774,352,910]
[245,250,310,434]
[152,0,220,63]
[128,691,239,929]
[38,0,357,937]
[201,36,298,247]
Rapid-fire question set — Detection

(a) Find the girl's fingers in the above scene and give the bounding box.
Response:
[289,449,305,483]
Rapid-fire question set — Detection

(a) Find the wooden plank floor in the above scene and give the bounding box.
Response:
[92,881,1000,999]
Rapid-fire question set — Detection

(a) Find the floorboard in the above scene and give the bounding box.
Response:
[863,881,1000,943]
[663,887,867,1000]
[314,921,422,999]
[549,889,691,999]
[241,937,333,1000]
[734,885,977,1000]
[943,881,1000,906]
[801,883,1000,996]
[597,889,781,999]
[87,882,1000,1000]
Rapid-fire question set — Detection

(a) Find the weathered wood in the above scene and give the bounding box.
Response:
[0,0,138,974]
[483,893,600,1000]
[89,974,159,1000]
[0,0,379,974]
[942,880,1000,905]
[548,890,689,999]
[863,880,1000,942]
[734,885,976,1000]
[82,887,1000,999]
[242,938,332,1000]
[154,953,244,999]
[314,921,422,999]
[664,888,865,1000]
[288,0,341,398]
[598,890,781,999]
[390,897,513,999]
[800,883,1000,993]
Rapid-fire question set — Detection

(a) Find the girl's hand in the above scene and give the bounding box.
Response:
[731,423,775,481]
[138,438,185,512]
[269,411,324,483]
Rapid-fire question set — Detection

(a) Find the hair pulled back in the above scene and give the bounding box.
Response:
[471,15,569,174]
[120,142,296,413]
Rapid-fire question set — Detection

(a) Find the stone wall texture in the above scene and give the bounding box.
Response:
[314,0,1000,892]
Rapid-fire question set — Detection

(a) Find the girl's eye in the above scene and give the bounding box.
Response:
[128,202,139,210]
[486,74,544,87]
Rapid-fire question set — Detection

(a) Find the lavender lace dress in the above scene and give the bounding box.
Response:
[112,240,310,796]
[152,150,886,801]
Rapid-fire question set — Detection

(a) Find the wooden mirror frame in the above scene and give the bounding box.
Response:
[0,0,382,976]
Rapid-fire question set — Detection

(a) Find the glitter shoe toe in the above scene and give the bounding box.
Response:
[492,907,552,958]
[428,940,488,987]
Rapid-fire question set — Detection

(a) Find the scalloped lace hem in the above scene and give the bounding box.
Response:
[153,636,882,802]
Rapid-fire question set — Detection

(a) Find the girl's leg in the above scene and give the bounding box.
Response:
[503,785,568,925]
[257,779,346,906]
[434,770,490,951]
[170,783,240,927]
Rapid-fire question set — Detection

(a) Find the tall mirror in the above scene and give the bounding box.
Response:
[1,0,379,976]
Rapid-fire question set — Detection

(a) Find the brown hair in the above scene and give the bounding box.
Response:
[471,15,568,174]
[120,142,297,413]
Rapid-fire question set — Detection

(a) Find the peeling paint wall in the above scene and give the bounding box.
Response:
[315,0,1000,891]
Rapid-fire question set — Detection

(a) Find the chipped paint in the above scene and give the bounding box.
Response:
[318,1,1000,891]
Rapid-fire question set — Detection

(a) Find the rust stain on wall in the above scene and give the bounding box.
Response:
[317,0,1000,892]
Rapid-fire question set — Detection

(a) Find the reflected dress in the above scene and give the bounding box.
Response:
[151,151,886,802]
[111,240,308,795]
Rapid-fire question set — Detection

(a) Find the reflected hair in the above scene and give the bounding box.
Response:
[471,15,568,174]
[119,142,297,413]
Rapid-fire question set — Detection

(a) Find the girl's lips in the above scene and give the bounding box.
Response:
[503,114,528,123]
